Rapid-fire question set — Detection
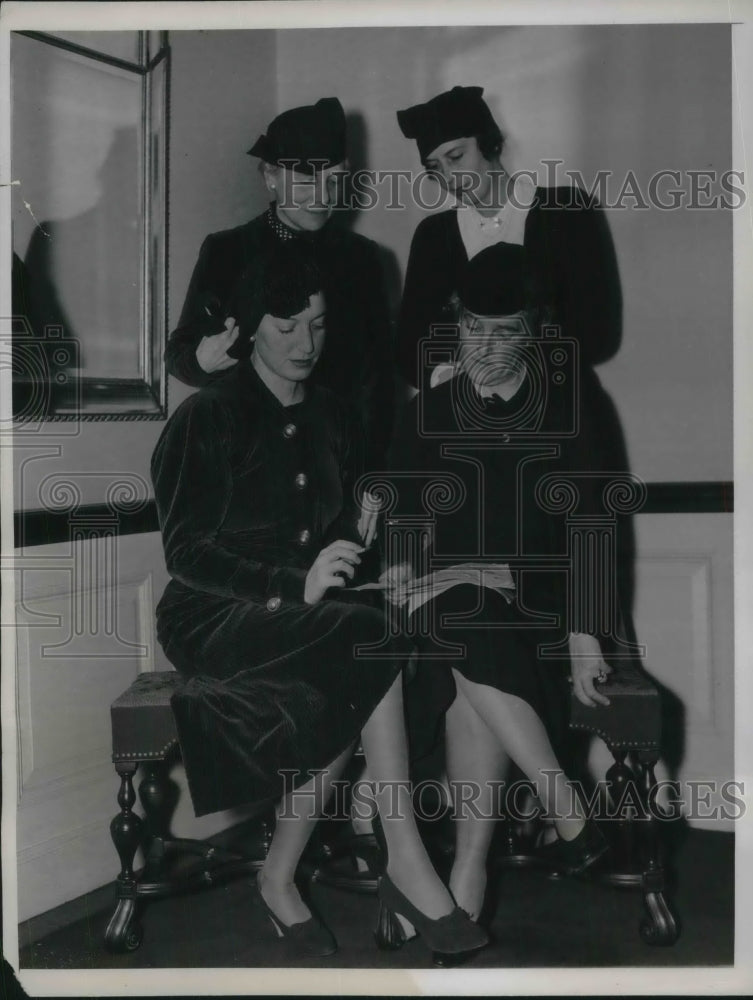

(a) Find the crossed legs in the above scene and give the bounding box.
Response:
[446,670,587,918]
[259,673,456,926]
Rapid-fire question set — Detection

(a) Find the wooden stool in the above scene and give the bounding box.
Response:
[567,661,679,945]
[104,671,271,953]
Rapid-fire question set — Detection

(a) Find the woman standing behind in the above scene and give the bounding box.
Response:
[395,85,621,389]
[166,97,394,471]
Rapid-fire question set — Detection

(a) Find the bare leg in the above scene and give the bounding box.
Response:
[259,742,355,925]
[452,671,586,841]
[445,685,508,919]
[360,674,455,920]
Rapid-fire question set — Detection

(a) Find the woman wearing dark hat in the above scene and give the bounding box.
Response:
[166,97,394,471]
[395,85,621,389]
[382,242,613,924]
[153,239,488,966]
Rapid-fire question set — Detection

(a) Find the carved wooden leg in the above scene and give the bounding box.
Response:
[138,762,179,876]
[104,762,145,952]
[636,750,680,945]
[605,750,638,875]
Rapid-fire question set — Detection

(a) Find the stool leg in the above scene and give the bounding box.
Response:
[139,762,178,876]
[104,762,145,953]
[636,751,680,945]
[605,750,639,872]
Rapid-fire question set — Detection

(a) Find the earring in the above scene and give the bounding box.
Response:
[270,184,276,190]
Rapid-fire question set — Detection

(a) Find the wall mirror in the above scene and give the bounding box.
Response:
[10,30,169,420]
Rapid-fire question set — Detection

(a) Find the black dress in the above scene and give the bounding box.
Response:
[388,364,611,761]
[165,206,395,470]
[151,363,409,816]
[397,187,622,388]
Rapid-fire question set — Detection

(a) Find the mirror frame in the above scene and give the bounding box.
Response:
[12,30,170,422]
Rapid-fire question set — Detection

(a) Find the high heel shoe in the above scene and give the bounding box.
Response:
[250,878,337,958]
[374,874,489,967]
[533,818,609,875]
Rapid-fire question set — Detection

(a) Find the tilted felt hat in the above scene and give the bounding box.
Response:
[247,97,347,173]
[397,85,499,162]
[457,243,529,317]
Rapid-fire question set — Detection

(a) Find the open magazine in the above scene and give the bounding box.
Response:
[354,562,516,618]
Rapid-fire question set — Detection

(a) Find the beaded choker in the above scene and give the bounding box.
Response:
[264,204,324,244]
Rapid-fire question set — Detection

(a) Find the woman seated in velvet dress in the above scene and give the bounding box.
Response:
[151,240,487,965]
[382,242,613,924]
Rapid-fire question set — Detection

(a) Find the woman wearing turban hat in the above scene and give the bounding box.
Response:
[395,85,622,389]
[382,239,617,925]
[166,97,394,472]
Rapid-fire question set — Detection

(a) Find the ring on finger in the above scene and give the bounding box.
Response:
[596,670,608,684]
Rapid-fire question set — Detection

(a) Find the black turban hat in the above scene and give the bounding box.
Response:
[457,244,529,317]
[397,85,499,162]
[247,97,347,173]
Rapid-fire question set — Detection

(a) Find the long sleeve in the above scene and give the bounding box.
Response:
[352,242,395,469]
[165,225,256,387]
[535,190,623,367]
[151,394,307,603]
[397,214,460,388]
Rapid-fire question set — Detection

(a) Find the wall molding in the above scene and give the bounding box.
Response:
[13,481,733,548]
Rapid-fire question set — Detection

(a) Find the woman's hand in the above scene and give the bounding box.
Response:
[196,317,240,374]
[304,540,365,605]
[378,562,415,606]
[568,632,612,707]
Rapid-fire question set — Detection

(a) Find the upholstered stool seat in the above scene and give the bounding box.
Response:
[496,660,677,945]
[104,671,270,953]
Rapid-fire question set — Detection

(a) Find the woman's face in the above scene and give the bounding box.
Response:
[424,136,499,207]
[265,163,348,232]
[458,308,530,386]
[252,293,326,385]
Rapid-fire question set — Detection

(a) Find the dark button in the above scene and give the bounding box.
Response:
[297,528,311,545]
[283,423,297,439]
[266,597,281,612]
[295,472,308,490]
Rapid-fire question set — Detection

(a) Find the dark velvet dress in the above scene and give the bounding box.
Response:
[151,363,408,816]
[389,363,612,762]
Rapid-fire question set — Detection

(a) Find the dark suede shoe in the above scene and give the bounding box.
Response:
[534,819,609,875]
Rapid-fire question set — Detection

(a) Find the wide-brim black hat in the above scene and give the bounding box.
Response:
[457,243,529,317]
[397,85,499,162]
[247,97,347,174]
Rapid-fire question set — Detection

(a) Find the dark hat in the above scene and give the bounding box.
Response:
[397,86,499,162]
[247,97,347,174]
[457,244,528,317]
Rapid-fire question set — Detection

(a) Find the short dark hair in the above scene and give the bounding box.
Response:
[475,123,505,161]
[262,240,323,319]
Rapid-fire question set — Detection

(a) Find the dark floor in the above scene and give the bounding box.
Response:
[18,824,733,971]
